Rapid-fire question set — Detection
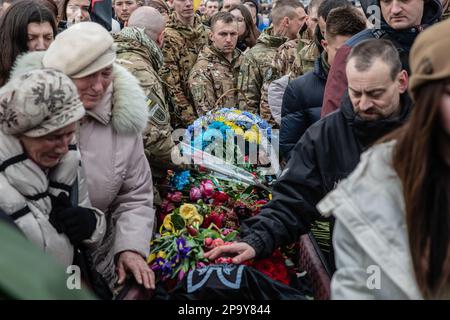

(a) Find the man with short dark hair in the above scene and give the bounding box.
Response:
[188,12,242,115]
[114,0,142,28]
[321,0,442,116]
[114,7,178,205]
[160,0,209,128]
[205,0,220,18]
[237,1,305,116]
[205,39,412,272]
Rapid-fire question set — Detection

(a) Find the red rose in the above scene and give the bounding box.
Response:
[212,191,230,205]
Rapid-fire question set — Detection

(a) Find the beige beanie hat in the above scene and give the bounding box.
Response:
[409,19,450,100]
[43,22,116,79]
[0,69,85,137]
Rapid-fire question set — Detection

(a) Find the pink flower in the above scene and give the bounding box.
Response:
[161,199,175,214]
[168,191,182,203]
[190,187,202,201]
[222,228,234,236]
[177,269,186,282]
[200,180,215,199]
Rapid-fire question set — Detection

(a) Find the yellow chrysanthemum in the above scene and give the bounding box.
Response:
[179,204,197,221]
[233,127,244,136]
[179,204,203,226]
[244,130,259,143]
[234,110,242,114]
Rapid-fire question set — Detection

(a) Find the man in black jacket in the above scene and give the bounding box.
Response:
[205,39,411,271]
[280,6,367,159]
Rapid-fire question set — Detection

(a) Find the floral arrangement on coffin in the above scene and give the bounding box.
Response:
[148,169,296,289]
[148,109,299,292]
[183,108,279,179]
[187,108,272,146]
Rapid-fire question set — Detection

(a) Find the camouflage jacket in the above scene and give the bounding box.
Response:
[270,29,314,80]
[160,13,209,128]
[237,26,287,116]
[259,35,319,126]
[114,27,176,178]
[188,46,242,116]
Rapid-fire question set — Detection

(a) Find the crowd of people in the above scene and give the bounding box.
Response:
[0,0,449,300]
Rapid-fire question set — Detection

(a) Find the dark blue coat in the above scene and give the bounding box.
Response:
[280,56,328,158]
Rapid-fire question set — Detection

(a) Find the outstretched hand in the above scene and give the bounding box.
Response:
[116,250,155,290]
[203,242,256,264]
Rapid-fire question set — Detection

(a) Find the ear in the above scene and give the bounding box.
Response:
[157,30,165,48]
[397,70,408,93]
[209,30,213,42]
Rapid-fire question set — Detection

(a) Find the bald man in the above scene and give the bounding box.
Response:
[114,7,178,205]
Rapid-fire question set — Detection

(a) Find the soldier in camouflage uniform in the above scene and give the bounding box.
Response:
[259,0,323,125]
[238,1,309,117]
[252,2,308,125]
[188,12,242,116]
[114,7,178,204]
[160,0,209,128]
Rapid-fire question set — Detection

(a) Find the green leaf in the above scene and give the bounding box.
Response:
[171,214,185,230]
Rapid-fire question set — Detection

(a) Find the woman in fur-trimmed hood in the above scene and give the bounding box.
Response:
[11,22,156,296]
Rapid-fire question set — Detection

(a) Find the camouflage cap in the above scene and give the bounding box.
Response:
[0,69,85,137]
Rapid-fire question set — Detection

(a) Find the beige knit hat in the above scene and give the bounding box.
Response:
[43,22,116,79]
[0,69,85,137]
[409,19,450,100]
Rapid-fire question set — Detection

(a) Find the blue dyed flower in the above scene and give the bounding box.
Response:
[171,170,191,190]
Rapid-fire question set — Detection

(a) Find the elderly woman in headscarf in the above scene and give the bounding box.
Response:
[0,68,105,272]
[11,22,156,294]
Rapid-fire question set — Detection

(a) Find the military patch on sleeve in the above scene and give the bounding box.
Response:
[148,100,169,125]
[191,84,205,101]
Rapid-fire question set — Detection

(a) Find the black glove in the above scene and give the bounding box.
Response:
[49,194,97,245]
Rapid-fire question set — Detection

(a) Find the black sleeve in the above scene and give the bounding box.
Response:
[240,127,325,258]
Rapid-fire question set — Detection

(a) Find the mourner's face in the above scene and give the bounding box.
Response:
[243,2,257,23]
[66,0,91,24]
[20,123,77,169]
[306,5,319,36]
[173,0,194,19]
[27,22,54,51]
[286,7,308,40]
[73,65,113,110]
[205,1,219,18]
[114,0,140,23]
[210,20,239,55]
[322,34,352,66]
[380,0,424,30]
[440,83,450,135]
[347,58,408,121]
[230,9,246,37]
